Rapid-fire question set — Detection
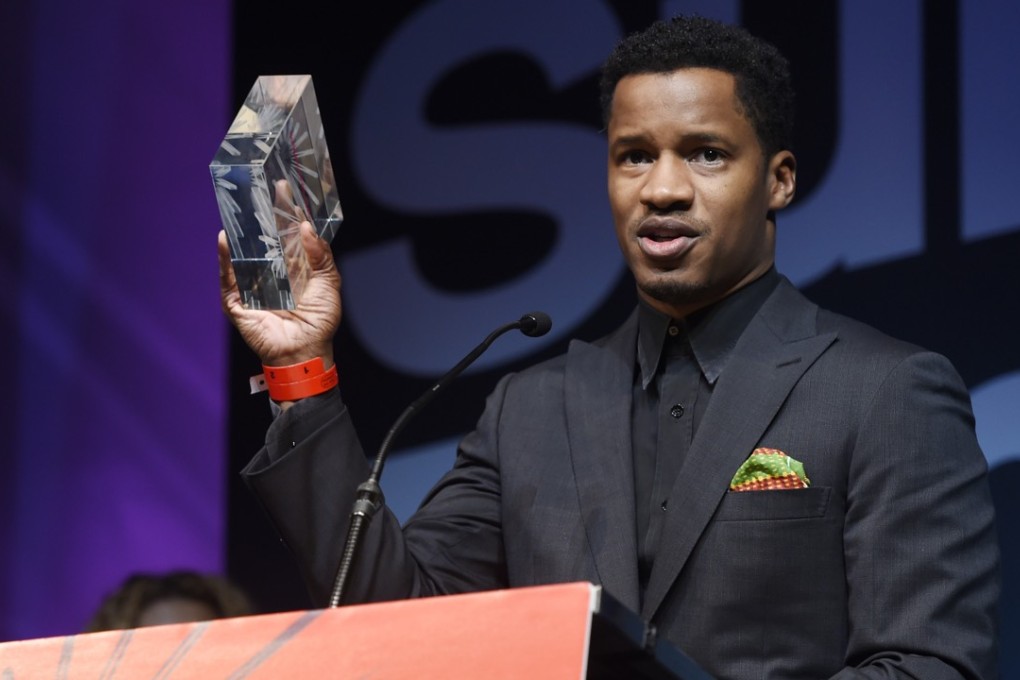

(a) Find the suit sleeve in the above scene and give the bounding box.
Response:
[241,379,513,606]
[832,351,1000,679]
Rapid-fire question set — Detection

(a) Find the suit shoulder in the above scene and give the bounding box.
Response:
[512,351,569,382]
[816,307,930,358]
[768,280,965,388]
[813,305,966,386]
[817,307,922,354]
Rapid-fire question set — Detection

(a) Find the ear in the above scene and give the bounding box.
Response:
[766,150,797,211]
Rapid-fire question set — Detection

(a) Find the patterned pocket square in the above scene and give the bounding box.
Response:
[729,447,810,492]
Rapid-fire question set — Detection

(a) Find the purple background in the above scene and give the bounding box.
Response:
[0,0,231,639]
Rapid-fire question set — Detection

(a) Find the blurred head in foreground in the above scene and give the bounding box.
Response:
[85,570,254,632]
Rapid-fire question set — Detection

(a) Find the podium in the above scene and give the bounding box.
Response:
[0,582,712,678]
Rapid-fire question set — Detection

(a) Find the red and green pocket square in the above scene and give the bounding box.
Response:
[729,447,810,492]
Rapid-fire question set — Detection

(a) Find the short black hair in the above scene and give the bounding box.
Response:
[599,15,795,158]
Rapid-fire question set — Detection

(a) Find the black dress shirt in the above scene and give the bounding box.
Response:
[631,268,781,598]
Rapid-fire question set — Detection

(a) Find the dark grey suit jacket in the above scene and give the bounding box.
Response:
[244,277,999,679]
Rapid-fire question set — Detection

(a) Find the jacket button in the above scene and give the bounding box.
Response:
[670,404,685,418]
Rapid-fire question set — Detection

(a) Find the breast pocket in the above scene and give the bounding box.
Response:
[688,486,843,616]
[713,486,832,521]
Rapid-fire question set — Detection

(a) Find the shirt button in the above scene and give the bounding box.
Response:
[661,500,669,511]
[667,325,679,337]
[670,404,685,418]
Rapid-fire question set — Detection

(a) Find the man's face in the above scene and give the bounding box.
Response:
[607,68,795,319]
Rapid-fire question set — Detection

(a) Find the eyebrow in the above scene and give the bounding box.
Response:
[609,131,730,148]
[683,131,729,145]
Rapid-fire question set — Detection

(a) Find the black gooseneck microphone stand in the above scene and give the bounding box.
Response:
[328,312,552,608]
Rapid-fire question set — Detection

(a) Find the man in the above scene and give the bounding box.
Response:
[220,16,1000,679]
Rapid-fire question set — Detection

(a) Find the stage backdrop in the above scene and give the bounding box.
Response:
[1,0,1016,676]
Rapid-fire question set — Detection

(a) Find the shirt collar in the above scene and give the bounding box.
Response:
[636,268,781,389]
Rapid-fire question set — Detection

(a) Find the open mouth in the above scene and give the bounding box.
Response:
[637,219,700,259]
[639,233,696,259]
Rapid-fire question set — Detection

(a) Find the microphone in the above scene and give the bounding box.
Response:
[328,312,553,607]
[519,311,552,337]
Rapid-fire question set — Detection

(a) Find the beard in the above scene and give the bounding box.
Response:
[637,275,713,310]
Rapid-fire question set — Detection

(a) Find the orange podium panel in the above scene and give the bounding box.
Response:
[0,582,712,679]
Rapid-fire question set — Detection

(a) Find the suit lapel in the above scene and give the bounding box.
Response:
[641,280,837,620]
[564,312,641,612]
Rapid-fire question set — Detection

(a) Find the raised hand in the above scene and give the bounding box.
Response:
[218,219,341,369]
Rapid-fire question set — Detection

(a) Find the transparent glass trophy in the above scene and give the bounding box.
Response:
[210,75,342,309]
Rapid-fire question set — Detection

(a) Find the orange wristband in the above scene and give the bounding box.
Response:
[259,357,338,402]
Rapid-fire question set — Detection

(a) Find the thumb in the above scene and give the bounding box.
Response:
[300,221,334,272]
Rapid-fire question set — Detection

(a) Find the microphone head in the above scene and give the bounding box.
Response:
[519,311,553,337]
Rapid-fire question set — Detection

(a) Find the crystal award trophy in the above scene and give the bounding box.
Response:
[210,75,342,309]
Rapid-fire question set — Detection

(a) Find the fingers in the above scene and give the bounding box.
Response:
[217,229,230,272]
[218,221,340,369]
[293,221,342,343]
[218,229,246,318]
[269,180,334,277]
[217,230,236,293]
[300,220,338,278]
[273,179,306,227]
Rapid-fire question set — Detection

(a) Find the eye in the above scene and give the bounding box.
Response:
[619,149,652,165]
[691,148,725,164]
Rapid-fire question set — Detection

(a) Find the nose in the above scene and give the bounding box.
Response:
[639,155,693,211]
